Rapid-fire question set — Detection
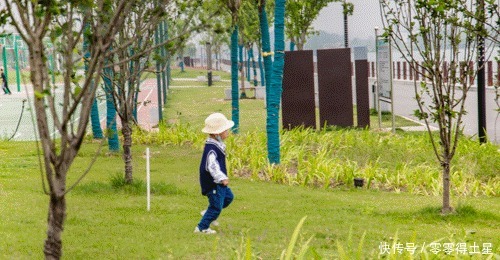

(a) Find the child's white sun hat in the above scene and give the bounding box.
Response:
[202,113,235,134]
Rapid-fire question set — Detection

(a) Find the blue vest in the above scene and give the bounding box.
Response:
[199,140,227,195]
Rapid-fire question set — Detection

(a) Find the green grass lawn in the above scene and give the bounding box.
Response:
[1,66,498,258]
[169,80,231,87]
[164,86,420,133]
[1,141,499,259]
[170,67,232,80]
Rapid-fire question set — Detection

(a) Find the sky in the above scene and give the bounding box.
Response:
[312,0,384,39]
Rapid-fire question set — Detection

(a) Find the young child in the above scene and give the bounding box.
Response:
[195,113,235,234]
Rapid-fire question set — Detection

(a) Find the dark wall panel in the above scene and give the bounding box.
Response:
[354,46,370,128]
[355,60,370,128]
[317,48,353,127]
[183,56,191,67]
[282,50,316,129]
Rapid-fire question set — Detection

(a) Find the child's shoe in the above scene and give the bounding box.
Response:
[194,226,217,234]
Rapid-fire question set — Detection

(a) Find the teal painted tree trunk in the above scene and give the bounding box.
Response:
[268,0,286,164]
[258,52,264,87]
[103,66,120,152]
[247,48,251,82]
[290,41,295,51]
[84,23,103,139]
[259,1,280,163]
[250,46,258,86]
[231,26,239,133]
[90,100,102,138]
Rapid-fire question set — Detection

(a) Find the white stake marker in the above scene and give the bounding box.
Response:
[146,147,150,211]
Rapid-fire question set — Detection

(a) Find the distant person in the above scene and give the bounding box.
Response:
[1,68,12,95]
[195,113,235,234]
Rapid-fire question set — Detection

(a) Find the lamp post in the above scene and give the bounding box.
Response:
[477,0,486,143]
[343,1,349,48]
[374,26,381,129]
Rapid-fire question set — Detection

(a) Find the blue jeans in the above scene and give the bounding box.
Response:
[198,185,234,230]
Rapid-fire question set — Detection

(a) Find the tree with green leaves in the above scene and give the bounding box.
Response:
[84,23,104,140]
[455,0,499,141]
[200,7,231,84]
[211,26,231,71]
[221,0,242,132]
[380,0,482,214]
[285,0,339,51]
[239,0,262,87]
[103,1,168,184]
[105,0,218,184]
[1,0,143,258]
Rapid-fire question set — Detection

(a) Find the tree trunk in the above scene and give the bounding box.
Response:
[90,98,103,139]
[267,0,286,164]
[297,33,306,51]
[43,192,66,260]
[104,65,120,152]
[230,26,239,133]
[441,160,453,214]
[258,52,264,87]
[122,120,133,184]
[29,40,67,260]
[246,48,251,83]
[239,44,247,98]
[84,22,103,139]
[250,47,258,86]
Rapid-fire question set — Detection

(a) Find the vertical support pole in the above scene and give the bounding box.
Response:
[2,41,8,81]
[14,36,21,92]
[164,21,170,99]
[343,1,349,48]
[159,21,167,106]
[477,0,486,143]
[389,37,395,134]
[154,24,163,121]
[374,27,381,129]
